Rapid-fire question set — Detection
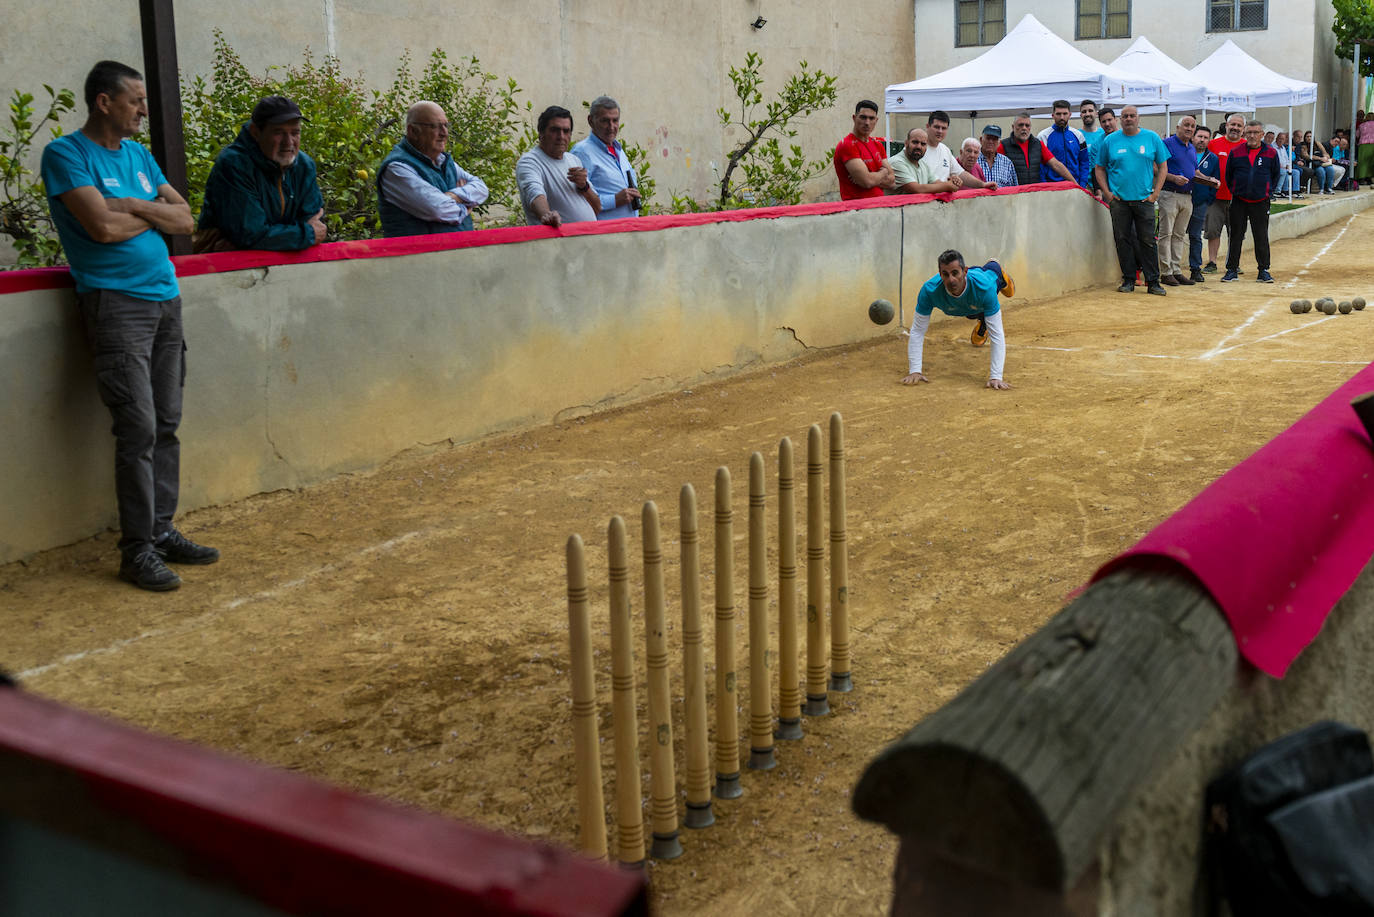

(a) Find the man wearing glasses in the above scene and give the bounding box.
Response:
[377,100,489,236]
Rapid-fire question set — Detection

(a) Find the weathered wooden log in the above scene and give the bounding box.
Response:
[852,564,1238,893]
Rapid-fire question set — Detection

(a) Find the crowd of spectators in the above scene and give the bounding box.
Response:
[833,97,1367,297]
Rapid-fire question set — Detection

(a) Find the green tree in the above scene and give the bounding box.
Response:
[714,52,838,209]
[0,85,75,267]
[1332,0,1374,80]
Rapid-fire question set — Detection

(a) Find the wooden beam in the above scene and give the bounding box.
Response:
[852,564,1238,892]
[139,0,191,255]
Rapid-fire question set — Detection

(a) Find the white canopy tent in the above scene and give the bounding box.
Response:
[1109,36,1254,126]
[883,14,1166,141]
[1189,40,1318,199]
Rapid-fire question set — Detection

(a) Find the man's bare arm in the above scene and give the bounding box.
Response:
[58,186,157,243]
[107,183,194,235]
[893,179,958,194]
[1050,157,1077,184]
[845,158,895,190]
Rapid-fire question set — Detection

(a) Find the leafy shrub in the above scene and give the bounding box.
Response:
[0,85,75,267]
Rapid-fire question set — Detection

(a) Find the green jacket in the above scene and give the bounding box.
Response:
[197,123,323,250]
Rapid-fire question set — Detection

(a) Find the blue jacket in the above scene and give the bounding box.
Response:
[1224,142,1281,203]
[198,123,323,250]
[1037,124,1091,187]
[1192,149,1221,207]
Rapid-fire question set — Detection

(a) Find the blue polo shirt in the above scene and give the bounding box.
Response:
[1163,134,1199,195]
[1094,129,1170,202]
[41,130,179,301]
[915,267,1001,319]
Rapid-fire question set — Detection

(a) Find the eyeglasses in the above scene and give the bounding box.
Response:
[413,121,450,132]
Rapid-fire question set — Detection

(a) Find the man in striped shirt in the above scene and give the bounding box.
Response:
[975,126,1018,187]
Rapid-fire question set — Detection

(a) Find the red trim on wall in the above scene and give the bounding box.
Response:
[0,687,645,916]
[0,183,1083,296]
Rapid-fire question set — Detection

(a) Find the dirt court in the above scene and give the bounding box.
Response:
[4,211,1372,915]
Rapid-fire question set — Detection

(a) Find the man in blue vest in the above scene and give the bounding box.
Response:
[571,96,641,220]
[41,60,218,591]
[195,96,325,252]
[377,101,489,237]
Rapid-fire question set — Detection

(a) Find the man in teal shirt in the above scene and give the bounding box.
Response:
[1094,105,1169,296]
[41,60,220,591]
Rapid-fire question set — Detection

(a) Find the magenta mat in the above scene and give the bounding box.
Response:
[1092,363,1374,677]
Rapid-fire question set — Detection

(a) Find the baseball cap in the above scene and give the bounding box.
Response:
[980,124,1002,138]
[251,96,307,126]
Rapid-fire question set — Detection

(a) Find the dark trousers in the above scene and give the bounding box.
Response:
[1110,198,1159,284]
[77,290,185,557]
[1225,199,1271,272]
[1187,201,1209,271]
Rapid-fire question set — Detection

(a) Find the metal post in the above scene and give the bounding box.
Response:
[139,0,190,255]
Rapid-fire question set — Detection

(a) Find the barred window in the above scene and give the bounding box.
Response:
[1208,0,1267,31]
[956,0,1006,47]
[1076,0,1131,39]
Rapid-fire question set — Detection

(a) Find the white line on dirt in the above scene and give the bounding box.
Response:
[15,531,427,681]
[1202,212,1359,359]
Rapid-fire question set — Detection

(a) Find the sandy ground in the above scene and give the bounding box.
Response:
[4,210,1372,915]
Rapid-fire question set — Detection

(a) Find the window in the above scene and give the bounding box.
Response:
[956,0,1006,47]
[1208,0,1267,31]
[1076,0,1131,39]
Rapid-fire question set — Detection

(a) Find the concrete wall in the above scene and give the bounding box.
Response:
[0,188,1115,563]
[0,0,913,208]
[1098,555,1374,915]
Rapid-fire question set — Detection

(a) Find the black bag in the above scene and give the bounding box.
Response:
[1205,721,1374,916]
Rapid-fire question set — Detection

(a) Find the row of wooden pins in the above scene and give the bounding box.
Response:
[566,414,849,866]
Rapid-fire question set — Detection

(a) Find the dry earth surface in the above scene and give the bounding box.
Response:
[4,210,1372,915]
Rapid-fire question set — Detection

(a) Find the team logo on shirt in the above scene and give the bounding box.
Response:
[1138,145,1146,154]
[137,171,153,193]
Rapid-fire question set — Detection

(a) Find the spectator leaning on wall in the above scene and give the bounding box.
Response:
[571,95,641,220]
[40,60,219,592]
[376,100,489,237]
[1036,100,1092,188]
[517,105,600,227]
[194,95,325,252]
[833,99,894,200]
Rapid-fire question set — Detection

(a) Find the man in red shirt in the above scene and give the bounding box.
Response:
[833,100,894,200]
[1203,113,1245,272]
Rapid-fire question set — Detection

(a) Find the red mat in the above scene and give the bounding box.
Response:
[1092,363,1374,677]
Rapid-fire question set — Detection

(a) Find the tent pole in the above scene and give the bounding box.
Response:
[885,113,892,151]
[1288,106,1294,201]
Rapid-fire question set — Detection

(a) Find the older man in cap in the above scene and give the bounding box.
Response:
[195,95,325,252]
[975,125,1018,188]
[376,100,490,236]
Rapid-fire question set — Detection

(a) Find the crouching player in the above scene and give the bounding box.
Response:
[901,249,1014,390]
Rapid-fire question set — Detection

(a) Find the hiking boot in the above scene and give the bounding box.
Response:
[1117,281,1136,293]
[971,316,988,346]
[1256,270,1275,283]
[1203,262,1218,273]
[1159,274,1179,286]
[1174,273,1195,285]
[119,549,182,592]
[1146,283,1168,296]
[1189,270,1207,283]
[1221,270,1239,282]
[155,529,221,565]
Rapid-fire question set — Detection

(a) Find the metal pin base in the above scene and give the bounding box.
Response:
[650,831,684,860]
[774,717,803,740]
[748,747,777,770]
[684,800,715,828]
[803,694,830,716]
[714,771,742,799]
[829,672,853,693]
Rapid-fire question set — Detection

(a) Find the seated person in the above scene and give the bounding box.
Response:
[377,101,489,236]
[195,95,325,252]
[885,128,958,195]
